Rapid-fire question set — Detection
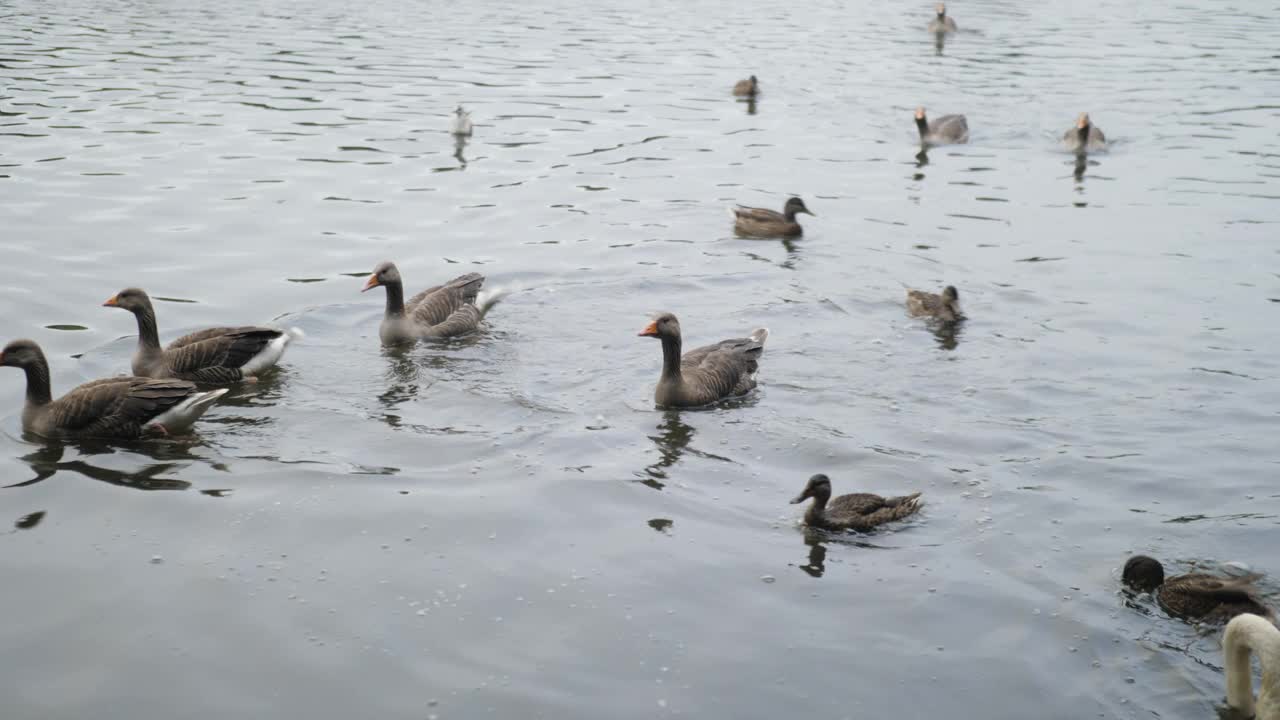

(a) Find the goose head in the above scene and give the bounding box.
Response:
[103,287,154,315]
[638,312,681,340]
[1122,555,1165,593]
[935,3,947,18]
[0,339,43,369]
[790,473,833,505]
[362,261,403,292]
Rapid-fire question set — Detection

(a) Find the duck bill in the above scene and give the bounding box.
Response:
[361,275,380,292]
[637,321,659,337]
[803,209,816,216]
[102,295,119,307]
[789,492,808,504]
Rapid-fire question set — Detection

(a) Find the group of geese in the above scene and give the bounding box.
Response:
[3,3,1276,714]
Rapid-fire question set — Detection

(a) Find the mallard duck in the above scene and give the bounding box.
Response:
[451,106,473,137]
[1123,555,1275,623]
[927,3,958,32]
[0,339,226,439]
[733,75,759,97]
[638,313,768,408]
[1063,112,1105,152]
[914,107,969,145]
[1224,614,1280,720]
[790,474,923,532]
[733,197,814,238]
[906,285,963,321]
[362,261,502,344]
[104,288,299,384]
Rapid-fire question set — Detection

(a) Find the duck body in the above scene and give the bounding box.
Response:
[639,313,767,408]
[914,107,969,145]
[733,75,759,97]
[907,285,963,321]
[1063,112,1106,152]
[364,262,496,344]
[105,288,296,384]
[1224,613,1280,720]
[451,106,473,137]
[791,474,922,532]
[1123,555,1275,623]
[733,197,814,238]
[1,339,226,440]
[927,3,957,32]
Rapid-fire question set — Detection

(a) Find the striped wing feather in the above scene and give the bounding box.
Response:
[410,273,484,329]
[46,377,197,437]
[679,337,764,405]
[163,327,282,381]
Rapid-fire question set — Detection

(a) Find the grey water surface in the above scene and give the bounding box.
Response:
[2,0,1279,717]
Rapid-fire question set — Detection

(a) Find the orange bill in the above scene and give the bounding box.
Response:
[361,274,380,292]
[637,320,659,337]
[102,295,119,307]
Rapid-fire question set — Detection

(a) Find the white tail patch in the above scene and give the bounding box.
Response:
[145,388,228,433]
[750,327,770,345]
[477,286,513,318]
[242,326,301,375]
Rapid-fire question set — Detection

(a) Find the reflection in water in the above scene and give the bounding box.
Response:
[648,518,673,534]
[454,135,469,168]
[744,97,757,116]
[14,511,46,531]
[640,411,692,489]
[934,31,947,55]
[1073,151,1090,183]
[799,528,828,578]
[7,442,196,491]
[915,146,930,169]
[377,346,429,430]
[930,318,964,350]
[741,236,802,270]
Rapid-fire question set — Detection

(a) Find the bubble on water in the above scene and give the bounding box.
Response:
[150,555,164,564]
[760,575,776,584]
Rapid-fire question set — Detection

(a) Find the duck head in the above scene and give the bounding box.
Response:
[790,473,833,505]
[362,261,403,292]
[638,312,681,340]
[1122,555,1165,593]
[784,197,815,218]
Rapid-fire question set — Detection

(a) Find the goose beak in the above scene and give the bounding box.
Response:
[638,321,659,337]
[361,275,380,292]
[102,295,119,307]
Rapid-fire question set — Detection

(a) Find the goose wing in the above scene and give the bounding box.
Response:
[46,377,199,436]
[679,331,767,401]
[409,272,485,328]
[162,328,283,381]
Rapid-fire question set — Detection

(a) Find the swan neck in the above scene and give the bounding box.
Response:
[1225,615,1280,718]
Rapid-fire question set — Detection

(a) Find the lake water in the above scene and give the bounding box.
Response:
[2,0,1278,717]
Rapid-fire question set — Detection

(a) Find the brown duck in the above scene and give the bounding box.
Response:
[1123,555,1275,623]
[733,75,759,97]
[638,313,768,408]
[0,339,226,439]
[105,287,297,384]
[907,285,963,321]
[790,474,923,532]
[362,261,502,344]
[733,197,815,238]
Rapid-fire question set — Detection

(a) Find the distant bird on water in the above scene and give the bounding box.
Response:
[451,106,473,137]
[733,75,759,97]
[928,3,958,32]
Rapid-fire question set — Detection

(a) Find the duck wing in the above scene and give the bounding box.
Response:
[44,377,202,438]
[826,492,922,530]
[733,206,786,222]
[1160,574,1274,621]
[409,273,484,328]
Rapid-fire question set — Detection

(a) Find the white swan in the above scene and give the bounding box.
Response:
[1225,613,1280,719]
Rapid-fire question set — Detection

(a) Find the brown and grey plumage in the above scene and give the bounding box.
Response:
[104,287,297,384]
[914,107,969,145]
[907,285,963,321]
[1064,112,1106,152]
[927,3,958,32]
[733,75,759,97]
[790,474,923,532]
[0,339,226,440]
[362,261,500,344]
[733,197,815,238]
[1123,555,1275,624]
[638,313,768,408]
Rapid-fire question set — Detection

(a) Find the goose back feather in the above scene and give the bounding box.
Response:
[639,313,767,407]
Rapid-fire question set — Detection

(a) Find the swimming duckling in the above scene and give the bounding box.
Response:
[914,107,969,145]
[906,285,963,321]
[1063,112,1105,152]
[1123,555,1275,623]
[733,75,759,97]
[928,3,958,32]
[790,474,923,532]
[451,106,473,137]
[732,197,814,238]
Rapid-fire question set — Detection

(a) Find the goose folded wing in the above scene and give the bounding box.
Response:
[48,378,196,433]
[420,304,483,338]
[165,329,282,373]
[410,273,484,327]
